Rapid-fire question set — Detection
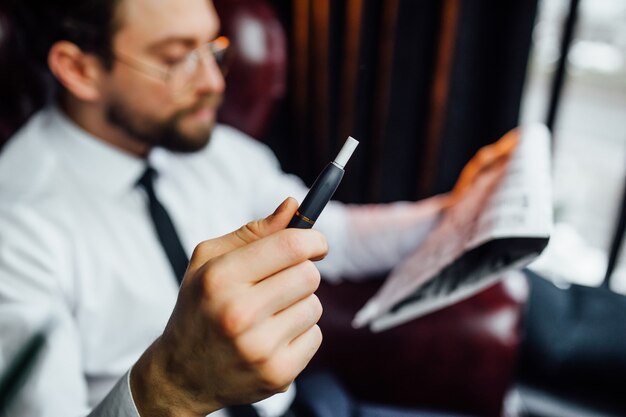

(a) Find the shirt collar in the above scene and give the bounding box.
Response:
[48,106,155,196]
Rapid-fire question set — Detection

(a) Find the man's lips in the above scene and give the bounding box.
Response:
[189,106,216,121]
[181,95,222,122]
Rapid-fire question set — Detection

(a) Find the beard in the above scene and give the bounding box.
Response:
[106,94,222,153]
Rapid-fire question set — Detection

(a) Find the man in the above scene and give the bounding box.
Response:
[0,0,512,416]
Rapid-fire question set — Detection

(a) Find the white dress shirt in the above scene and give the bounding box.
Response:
[0,106,443,417]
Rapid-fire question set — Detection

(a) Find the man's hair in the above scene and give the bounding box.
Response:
[10,0,123,69]
[0,0,123,145]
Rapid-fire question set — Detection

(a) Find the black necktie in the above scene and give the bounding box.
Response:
[137,166,189,283]
[137,166,260,417]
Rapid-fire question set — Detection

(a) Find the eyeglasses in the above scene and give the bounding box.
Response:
[114,36,231,95]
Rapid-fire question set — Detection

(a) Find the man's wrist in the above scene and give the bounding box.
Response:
[129,338,216,417]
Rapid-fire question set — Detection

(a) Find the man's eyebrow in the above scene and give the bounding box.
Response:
[146,37,198,52]
[145,33,218,52]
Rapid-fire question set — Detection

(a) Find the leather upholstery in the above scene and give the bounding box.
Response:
[214,0,287,140]
[310,274,527,417]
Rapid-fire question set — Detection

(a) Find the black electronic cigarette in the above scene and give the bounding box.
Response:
[288,137,359,229]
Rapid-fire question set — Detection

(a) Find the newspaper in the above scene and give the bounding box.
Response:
[353,124,553,332]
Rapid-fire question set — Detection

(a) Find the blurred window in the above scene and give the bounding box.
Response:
[521,0,626,292]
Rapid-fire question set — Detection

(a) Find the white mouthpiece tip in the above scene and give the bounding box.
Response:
[334,136,359,169]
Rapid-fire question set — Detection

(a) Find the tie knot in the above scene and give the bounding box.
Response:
[137,166,158,192]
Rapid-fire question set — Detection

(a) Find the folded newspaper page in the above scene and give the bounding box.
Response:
[353,124,553,332]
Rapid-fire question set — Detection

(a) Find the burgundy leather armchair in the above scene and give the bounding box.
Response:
[0,8,50,147]
[214,0,287,140]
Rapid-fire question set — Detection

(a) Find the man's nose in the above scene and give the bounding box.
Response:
[193,55,226,94]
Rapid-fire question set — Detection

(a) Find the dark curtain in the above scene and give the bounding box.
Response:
[265,0,538,204]
[434,1,538,195]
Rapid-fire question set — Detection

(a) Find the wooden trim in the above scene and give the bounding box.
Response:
[418,0,461,196]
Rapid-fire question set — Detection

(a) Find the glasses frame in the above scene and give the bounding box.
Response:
[113,36,231,94]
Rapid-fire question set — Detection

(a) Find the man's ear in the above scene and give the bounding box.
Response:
[48,41,107,102]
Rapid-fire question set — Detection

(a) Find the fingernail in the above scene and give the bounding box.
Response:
[271,198,291,217]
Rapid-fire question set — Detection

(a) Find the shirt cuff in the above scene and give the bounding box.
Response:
[88,369,140,417]
[93,367,295,417]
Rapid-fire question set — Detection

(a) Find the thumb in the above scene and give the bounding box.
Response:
[453,129,519,195]
[186,197,298,275]
[474,128,519,168]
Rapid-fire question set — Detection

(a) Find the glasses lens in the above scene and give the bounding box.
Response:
[168,36,230,94]
[168,54,198,93]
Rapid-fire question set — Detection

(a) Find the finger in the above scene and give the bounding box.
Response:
[454,130,519,193]
[213,261,321,338]
[239,260,321,324]
[475,129,519,167]
[188,197,298,275]
[235,294,323,364]
[492,128,519,156]
[211,227,328,286]
[259,324,323,387]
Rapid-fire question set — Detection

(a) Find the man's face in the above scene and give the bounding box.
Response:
[103,0,224,152]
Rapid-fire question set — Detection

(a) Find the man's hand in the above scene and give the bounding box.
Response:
[130,198,327,417]
[446,129,519,207]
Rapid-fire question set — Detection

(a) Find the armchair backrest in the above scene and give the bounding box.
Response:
[0,6,53,149]
[214,0,287,140]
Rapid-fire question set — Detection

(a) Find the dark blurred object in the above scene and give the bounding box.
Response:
[0,323,50,414]
[516,271,626,417]
[604,171,626,290]
[295,371,478,417]
[0,5,52,148]
[214,0,287,140]
[516,170,626,417]
[310,275,526,417]
[546,0,579,136]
